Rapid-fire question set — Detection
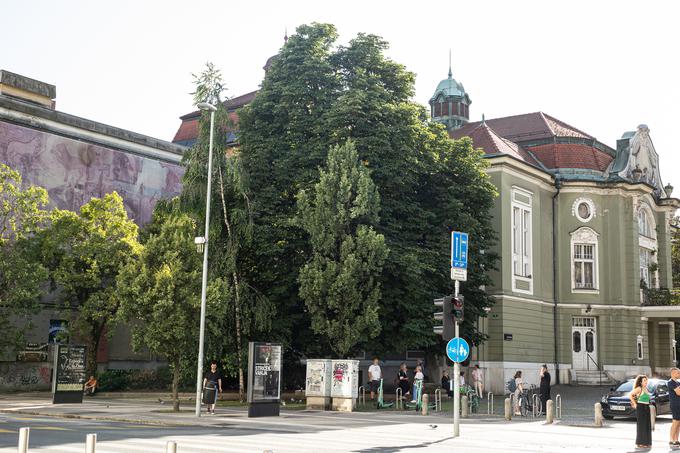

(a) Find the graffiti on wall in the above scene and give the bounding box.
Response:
[0,362,51,390]
[0,121,184,225]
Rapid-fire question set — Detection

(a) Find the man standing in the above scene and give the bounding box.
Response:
[368,357,382,401]
[472,364,484,398]
[668,368,680,447]
[539,364,551,415]
[203,360,223,415]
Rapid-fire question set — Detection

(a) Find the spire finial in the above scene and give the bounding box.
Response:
[284,27,288,43]
[448,49,452,78]
[482,113,486,125]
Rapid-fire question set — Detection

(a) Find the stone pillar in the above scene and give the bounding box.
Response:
[594,402,603,427]
[504,398,512,420]
[461,395,469,418]
[546,400,554,424]
[422,394,429,416]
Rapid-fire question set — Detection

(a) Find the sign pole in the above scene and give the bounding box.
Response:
[453,279,460,438]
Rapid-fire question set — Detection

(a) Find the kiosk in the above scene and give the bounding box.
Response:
[247,342,282,417]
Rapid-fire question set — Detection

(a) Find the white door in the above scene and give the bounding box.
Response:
[571,317,597,370]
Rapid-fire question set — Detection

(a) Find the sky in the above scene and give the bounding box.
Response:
[2,0,680,193]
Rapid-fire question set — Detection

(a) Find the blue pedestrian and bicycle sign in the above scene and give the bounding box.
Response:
[451,231,469,281]
[446,337,470,363]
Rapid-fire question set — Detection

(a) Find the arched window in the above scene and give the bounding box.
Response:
[638,209,652,237]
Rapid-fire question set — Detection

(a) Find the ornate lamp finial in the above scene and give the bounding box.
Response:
[448,49,452,78]
[284,27,288,43]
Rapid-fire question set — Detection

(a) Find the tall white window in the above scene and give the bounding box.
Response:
[639,247,658,288]
[570,227,599,292]
[573,244,595,289]
[638,209,653,238]
[511,188,532,294]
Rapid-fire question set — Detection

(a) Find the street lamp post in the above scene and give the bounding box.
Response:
[195,101,217,417]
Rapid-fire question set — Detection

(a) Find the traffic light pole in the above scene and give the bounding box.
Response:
[453,279,460,438]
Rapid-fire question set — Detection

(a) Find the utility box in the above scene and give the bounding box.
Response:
[330,359,359,412]
[305,359,332,410]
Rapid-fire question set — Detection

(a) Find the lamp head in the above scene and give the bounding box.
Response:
[197,102,217,112]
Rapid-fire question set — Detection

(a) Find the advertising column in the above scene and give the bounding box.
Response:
[52,345,87,404]
[247,342,282,417]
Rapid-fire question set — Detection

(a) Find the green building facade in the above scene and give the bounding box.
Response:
[432,68,679,392]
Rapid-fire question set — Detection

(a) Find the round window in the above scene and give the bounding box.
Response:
[573,198,595,222]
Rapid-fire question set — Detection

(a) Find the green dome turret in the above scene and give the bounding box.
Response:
[429,54,471,132]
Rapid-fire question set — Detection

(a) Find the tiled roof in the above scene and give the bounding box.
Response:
[179,90,258,120]
[173,118,198,143]
[173,106,244,145]
[453,112,593,143]
[453,122,542,168]
[527,143,613,171]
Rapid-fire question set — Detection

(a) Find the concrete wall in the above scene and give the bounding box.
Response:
[0,362,51,391]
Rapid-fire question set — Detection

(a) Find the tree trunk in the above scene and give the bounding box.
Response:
[172,362,180,412]
[87,323,104,377]
[217,164,246,402]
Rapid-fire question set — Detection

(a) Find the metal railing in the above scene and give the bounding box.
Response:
[487,392,494,415]
[434,388,442,412]
[395,387,403,410]
[532,393,541,417]
[555,394,562,419]
[586,353,604,386]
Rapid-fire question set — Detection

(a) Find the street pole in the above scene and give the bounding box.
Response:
[453,279,460,437]
[195,104,216,417]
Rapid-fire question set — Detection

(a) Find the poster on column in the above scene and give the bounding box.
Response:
[247,342,282,402]
[52,344,87,404]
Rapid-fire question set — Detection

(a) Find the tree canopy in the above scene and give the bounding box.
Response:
[238,23,497,355]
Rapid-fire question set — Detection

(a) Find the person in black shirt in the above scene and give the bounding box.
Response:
[539,364,551,415]
[397,363,410,399]
[668,368,680,447]
[441,370,453,397]
[203,361,223,415]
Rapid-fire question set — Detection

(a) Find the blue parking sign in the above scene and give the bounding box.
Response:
[446,337,470,363]
[451,231,468,269]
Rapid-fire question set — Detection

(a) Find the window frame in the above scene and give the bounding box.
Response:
[570,227,600,294]
[511,187,533,295]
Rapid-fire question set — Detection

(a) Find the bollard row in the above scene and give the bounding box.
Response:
[17,429,180,453]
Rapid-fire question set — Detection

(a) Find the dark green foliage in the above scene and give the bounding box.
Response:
[296,141,388,357]
[238,23,498,355]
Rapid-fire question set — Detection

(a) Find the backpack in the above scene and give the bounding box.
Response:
[507,378,516,393]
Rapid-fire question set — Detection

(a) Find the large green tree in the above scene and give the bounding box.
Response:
[181,63,274,400]
[238,23,497,354]
[42,192,141,375]
[118,207,226,411]
[296,141,388,357]
[0,164,49,355]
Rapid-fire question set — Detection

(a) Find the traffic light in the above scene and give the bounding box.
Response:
[434,295,454,341]
[452,295,464,322]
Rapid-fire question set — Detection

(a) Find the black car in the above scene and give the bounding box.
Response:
[600,378,670,419]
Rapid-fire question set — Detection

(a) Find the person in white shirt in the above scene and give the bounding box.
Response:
[459,371,466,386]
[472,364,484,398]
[368,357,382,401]
[513,370,524,415]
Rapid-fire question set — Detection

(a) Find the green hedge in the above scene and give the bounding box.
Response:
[97,367,173,391]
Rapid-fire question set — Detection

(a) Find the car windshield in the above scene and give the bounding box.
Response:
[616,380,659,393]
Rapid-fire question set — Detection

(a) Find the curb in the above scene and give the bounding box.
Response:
[0,409,200,428]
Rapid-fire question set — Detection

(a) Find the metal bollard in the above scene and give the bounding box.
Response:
[461,395,469,418]
[421,393,429,415]
[594,402,603,427]
[434,388,442,412]
[167,441,177,453]
[546,399,554,424]
[18,427,29,453]
[532,394,540,418]
[86,434,97,453]
[504,397,512,420]
[395,388,403,410]
[555,394,562,419]
[358,386,365,406]
[487,392,494,415]
[651,404,657,431]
